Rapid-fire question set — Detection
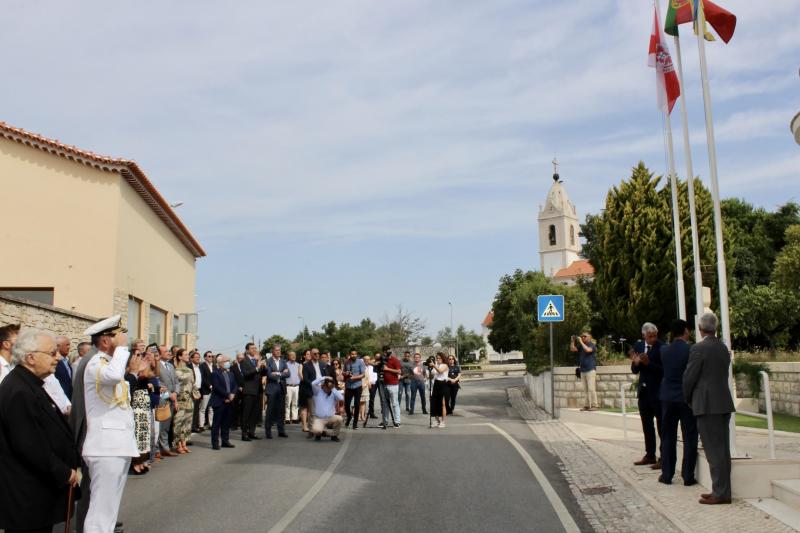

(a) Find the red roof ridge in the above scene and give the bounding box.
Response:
[553,259,594,278]
[482,310,494,327]
[0,121,206,258]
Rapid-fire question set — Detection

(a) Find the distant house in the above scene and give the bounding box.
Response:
[480,310,523,363]
[0,121,205,348]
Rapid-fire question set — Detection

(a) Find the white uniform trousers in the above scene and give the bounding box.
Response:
[200,393,213,426]
[84,456,131,533]
[285,385,299,421]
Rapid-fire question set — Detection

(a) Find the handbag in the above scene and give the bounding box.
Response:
[191,388,201,401]
[575,367,581,379]
[155,403,171,422]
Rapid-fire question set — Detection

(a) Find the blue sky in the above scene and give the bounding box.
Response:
[2,1,798,351]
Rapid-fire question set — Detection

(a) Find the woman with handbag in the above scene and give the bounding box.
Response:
[125,347,153,475]
[446,354,461,415]
[173,349,198,454]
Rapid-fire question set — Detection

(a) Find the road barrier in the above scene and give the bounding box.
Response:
[736,371,775,459]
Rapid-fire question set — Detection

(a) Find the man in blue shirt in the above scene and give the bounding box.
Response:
[343,349,366,430]
[570,331,597,411]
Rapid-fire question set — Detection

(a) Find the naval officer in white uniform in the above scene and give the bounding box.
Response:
[81,315,144,533]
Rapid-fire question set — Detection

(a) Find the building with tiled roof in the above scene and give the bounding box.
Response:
[553,259,595,286]
[0,121,204,348]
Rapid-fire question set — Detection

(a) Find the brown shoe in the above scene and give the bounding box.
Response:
[650,459,662,470]
[634,455,657,466]
[701,493,712,499]
[160,449,177,457]
[699,495,731,505]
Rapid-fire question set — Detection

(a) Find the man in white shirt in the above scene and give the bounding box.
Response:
[311,376,344,442]
[0,323,20,385]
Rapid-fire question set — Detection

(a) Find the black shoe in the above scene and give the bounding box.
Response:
[393,423,400,428]
[265,434,273,439]
[222,443,235,448]
[345,416,352,426]
[278,433,288,438]
[658,476,672,485]
[369,414,378,419]
[684,479,698,486]
[212,445,221,450]
[409,411,415,415]
[378,423,387,429]
[250,434,261,440]
[331,436,340,442]
[422,410,428,414]
[314,435,322,441]
[241,436,252,442]
[352,425,358,430]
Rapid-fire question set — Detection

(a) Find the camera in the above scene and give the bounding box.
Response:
[424,356,436,367]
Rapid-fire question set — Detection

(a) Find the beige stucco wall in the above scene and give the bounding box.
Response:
[0,138,119,317]
[114,178,196,317]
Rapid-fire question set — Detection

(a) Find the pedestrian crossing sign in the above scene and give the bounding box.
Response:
[537,295,564,322]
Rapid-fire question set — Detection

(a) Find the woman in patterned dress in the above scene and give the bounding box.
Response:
[125,341,153,474]
[173,349,197,454]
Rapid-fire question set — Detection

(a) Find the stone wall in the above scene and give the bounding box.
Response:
[0,293,97,359]
[526,365,639,413]
[734,362,800,416]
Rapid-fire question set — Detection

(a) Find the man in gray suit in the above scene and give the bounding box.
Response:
[683,312,735,504]
[157,345,180,456]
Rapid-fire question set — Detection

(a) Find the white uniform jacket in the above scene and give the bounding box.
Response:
[81,347,139,458]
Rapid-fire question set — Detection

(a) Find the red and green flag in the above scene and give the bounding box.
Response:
[649,5,681,114]
[664,0,737,44]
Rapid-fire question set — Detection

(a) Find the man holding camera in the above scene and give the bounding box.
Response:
[377,346,402,429]
[570,331,597,411]
[343,349,365,430]
[311,376,344,441]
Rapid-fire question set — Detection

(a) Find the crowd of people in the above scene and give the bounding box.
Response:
[0,317,463,532]
[572,312,735,506]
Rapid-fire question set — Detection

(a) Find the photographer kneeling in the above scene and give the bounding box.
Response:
[311,376,344,442]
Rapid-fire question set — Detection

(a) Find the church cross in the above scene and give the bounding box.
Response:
[552,157,559,175]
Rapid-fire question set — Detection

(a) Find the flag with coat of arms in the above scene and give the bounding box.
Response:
[648,5,681,114]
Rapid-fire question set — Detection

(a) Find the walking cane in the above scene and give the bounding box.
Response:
[64,483,74,533]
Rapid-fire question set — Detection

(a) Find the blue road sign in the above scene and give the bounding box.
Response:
[537,294,565,322]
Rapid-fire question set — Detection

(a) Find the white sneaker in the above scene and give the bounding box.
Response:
[439,422,446,428]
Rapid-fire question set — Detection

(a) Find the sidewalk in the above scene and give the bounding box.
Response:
[508,387,796,532]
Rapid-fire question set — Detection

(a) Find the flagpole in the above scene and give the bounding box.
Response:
[664,112,687,320]
[695,0,736,455]
[673,34,704,335]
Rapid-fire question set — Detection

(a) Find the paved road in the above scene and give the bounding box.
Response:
[119,378,591,532]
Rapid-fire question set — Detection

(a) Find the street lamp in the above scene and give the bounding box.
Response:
[169,201,184,208]
[449,302,459,364]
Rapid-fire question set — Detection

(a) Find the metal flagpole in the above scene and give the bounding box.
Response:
[673,34,705,335]
[665,112,687,320]
[695,0,736,454]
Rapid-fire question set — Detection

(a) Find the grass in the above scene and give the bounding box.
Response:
[599,407,800,434]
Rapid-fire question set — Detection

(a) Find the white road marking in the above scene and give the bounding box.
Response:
[267,434,352,533]
[475,422,581,533]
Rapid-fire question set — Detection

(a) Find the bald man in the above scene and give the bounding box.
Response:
[54,335,74,399]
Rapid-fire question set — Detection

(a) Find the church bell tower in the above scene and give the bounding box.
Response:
[538,159,580,277]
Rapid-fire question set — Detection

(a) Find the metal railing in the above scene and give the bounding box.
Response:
[736,370,775,460]
[620,383,628,441]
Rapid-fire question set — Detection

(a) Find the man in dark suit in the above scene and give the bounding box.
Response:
[658,319,698,486]
[54,335,74,400]
[209,355,236,450]
[631,322,664,467]
[0,328,81,532]
[231,353,244,431]
[199,351,214,429]
[240,343,265,441]
[683,312,735,505]
[302,348,330,432]
[264,344,290,438]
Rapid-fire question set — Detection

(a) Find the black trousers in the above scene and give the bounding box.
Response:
[344,386,362,426]
[638,393,662,459]
[661,401,698,482]
[446,383,459,415]
[7,527,53,533]
[265,390,285,435]
[191,397,202,430]
[431,380,450,417]
[242,393,259,437]
[211,402,232,446]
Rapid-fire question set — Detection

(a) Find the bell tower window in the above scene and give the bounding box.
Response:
[548,225,556,246]
[570,225,575,246]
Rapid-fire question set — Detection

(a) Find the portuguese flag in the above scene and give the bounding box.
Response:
[664,0,737,43]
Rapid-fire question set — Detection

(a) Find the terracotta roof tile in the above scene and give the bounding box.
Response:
[0,121,206,258]
[482,310,493,327]
[553,259,594,279]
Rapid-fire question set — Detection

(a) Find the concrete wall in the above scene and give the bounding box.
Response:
[735,362,800,416]
[0,293,96,360]
[526,365,638,413]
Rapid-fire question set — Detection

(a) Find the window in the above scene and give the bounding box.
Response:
[0,288,54,305]
[127,297,141,341]
[570,225,575,246]
[548,225,557,246]
[149,306,166,345]
[172,314,180,345]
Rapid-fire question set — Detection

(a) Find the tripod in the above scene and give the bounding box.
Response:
[428,373,434,429]
[363,379,396,429]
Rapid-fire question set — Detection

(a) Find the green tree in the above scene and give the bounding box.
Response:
[730,284,800,352]
[435,326,485,362]
[261,334,292,354]
[772,225,800,292]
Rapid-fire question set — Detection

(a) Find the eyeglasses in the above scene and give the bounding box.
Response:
[30,350,57,357]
